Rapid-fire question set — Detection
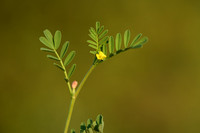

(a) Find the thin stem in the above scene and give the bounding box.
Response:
[54,49,73,94]
[75,64,96,98]
[63,64,96,133]
[64,96,76,133]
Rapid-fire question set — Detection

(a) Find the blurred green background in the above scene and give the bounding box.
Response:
[1,0,200,133]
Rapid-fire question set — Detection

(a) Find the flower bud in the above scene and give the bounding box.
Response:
[72,80,78,89]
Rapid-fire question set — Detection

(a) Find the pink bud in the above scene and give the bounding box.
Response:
[72,80,78,89]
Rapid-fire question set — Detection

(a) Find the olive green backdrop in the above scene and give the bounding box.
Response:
[1,0,200,133]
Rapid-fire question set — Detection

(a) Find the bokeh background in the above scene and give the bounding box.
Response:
[1,0,200,133]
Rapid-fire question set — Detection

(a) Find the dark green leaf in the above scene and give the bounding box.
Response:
[43,29,53,43]
[39,37,53,49]
[116,33,122,51]
[40,47,54,53]
[88,44,97,49]
[60,41,69,59]
[124,30,130,48]
[46,55,59,61]
[97,26,104,35]
[99,30,108,39]
[90,51,96,55]
[71,129,75,133]
[131,37,148,48]
[54,30,61,50]
[80,122,86,131]
[109,36,114,54]
[87,119,93,128]
[87,40,97,46]
[96,114,103,125]
[68,64,76,79]
[96,21,100,32]
[130,33,142,47]
[53,63,64,71]
[64,51,76,66]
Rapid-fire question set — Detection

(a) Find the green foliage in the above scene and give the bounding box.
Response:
[39,30,76,82]
[87,22,148,65]
[87,22,109,54]
[71,114,104,133]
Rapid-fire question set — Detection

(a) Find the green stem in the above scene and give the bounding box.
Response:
[54,49,72,94]
[63,64,96,133]
[64,96,76,133]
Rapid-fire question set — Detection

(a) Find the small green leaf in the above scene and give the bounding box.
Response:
[53,63,64,71]
[124,30,130,48]
[40,47,54,53]
[68,64,76,79]
[99,30,108,39]
[43,29,53,43]
[97,26,104,35]
[71,129,75,133]
[90,27,97,36]
[88,44,97,49]
[80,122,86,132]
[60,41,69,59]
[96,21,100,32]
[96,114,103,125]
[88,128,93,133]
[87,40,97,46]
[98,124,104,133]
[54,30,62,50]
[47,55,59,61]
[88,34,97,42]
[99,36,108,45]
[103,44,107,55]
[87,119,93,128]
[90,51,96,55]
[109,36,114,54]
[130,33,142,47]
[64,51,76,66]
[39,37,53,49]
[116,33,122,51]
[131,37,148,48]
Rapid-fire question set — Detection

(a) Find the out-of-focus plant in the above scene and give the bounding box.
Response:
[39,22,148,133]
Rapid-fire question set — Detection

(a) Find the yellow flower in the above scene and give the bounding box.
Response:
[96,51,107,60]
